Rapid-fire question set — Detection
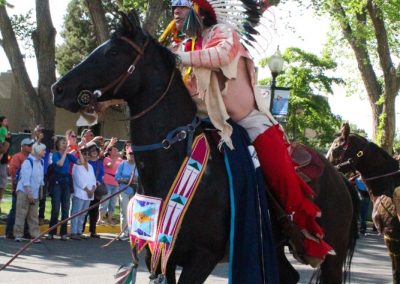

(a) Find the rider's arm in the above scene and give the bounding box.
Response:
[175,24,241,69]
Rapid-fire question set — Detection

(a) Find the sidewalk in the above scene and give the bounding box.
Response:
[0,223,121,236]
[0,228,391,283]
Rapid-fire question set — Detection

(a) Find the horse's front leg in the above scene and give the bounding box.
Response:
[177,249,221,284]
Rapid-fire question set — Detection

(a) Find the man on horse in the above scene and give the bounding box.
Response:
[162,0,334,267]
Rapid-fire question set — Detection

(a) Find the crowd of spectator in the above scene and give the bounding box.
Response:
[0,117,140,242]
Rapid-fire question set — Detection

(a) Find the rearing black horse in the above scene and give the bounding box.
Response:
[52,11,357,284]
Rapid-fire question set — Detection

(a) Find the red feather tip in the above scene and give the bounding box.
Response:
[192,0,217,23]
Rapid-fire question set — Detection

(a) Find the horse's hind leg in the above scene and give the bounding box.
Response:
[177,251,221,284]
[320,256,343,284]
[276,246,299,284]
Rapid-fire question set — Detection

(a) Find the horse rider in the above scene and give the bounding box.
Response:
[161,0,334,267]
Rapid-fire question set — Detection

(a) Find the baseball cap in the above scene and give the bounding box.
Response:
[21,138,35,146]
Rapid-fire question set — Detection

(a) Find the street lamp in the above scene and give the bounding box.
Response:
[268,47,284,113]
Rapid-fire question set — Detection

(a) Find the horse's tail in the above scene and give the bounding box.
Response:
[341,175,359,283]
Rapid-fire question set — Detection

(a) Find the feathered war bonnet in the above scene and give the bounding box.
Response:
[160,0,277,51]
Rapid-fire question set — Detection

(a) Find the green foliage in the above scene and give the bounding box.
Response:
[56,0,170,76]
[56,0,120,76]
[259,47,344,149]
[121,0,147,13]
[9,9,35,58]
[56,0,97,76]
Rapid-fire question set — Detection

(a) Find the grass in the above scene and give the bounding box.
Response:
[0,183,121,224]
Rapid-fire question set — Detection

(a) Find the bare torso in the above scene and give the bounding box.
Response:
[219,57,256,122]
[190,57,256,122]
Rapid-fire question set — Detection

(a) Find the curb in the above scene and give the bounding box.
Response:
[0,224,121,235]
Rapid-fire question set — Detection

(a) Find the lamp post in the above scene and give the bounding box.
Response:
[268,47,284,113]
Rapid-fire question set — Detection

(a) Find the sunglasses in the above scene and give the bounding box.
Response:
[70,135,77,138]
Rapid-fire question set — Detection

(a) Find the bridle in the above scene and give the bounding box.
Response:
[76,35,176,121]
[77,34,198,154]
[335,135,400,182]
[334,136,370,173]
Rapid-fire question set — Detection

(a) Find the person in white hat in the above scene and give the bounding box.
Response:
[14,142,46,242]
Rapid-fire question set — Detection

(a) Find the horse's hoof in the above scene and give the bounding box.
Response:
[149,274,166,284]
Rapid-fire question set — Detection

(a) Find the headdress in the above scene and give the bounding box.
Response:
[160,0,277,52]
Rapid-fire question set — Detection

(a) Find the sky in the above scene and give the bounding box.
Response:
[0,0,385,138]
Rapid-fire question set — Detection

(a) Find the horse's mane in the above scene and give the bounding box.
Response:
[351,133,399,170]
[113,27,178,74]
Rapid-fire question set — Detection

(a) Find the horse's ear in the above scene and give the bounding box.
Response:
[127,9,141,28]
[341,122,350,140]
[119,9,141,34]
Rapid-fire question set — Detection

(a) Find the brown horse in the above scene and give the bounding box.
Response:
[327,123,400,283]
[51,10,357,283]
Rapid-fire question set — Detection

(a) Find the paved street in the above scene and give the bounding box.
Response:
[0,230,392,283]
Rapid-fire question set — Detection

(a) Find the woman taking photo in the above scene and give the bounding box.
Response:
[47,136,84,240]
[70,143,97,240]
[98,143,122,225]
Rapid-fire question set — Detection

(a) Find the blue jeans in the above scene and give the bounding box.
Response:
[99,184,118,213]
[48,181,71,236]
[70,196,90,235]
[119,191,134,235]
[359,196,370,232]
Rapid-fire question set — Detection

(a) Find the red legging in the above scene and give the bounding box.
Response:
[253,124,332,258]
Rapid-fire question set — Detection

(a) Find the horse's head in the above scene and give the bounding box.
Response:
[326,123,369,173]
[52,9,165,117]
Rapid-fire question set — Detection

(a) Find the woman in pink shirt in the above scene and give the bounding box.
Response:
[98,144,122,225]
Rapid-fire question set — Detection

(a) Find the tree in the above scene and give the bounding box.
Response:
[259,47,343,149]
[0,1,56,129]
[56,0,100,76]
[84,0,109,44]
[300,0,400,153]
[57,0,170,76]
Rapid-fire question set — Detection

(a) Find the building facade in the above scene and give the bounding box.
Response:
[0,71,130,139]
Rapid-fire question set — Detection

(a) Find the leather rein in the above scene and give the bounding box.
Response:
[77,35,175,121]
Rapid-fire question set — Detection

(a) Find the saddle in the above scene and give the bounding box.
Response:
[289,142,325,183]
